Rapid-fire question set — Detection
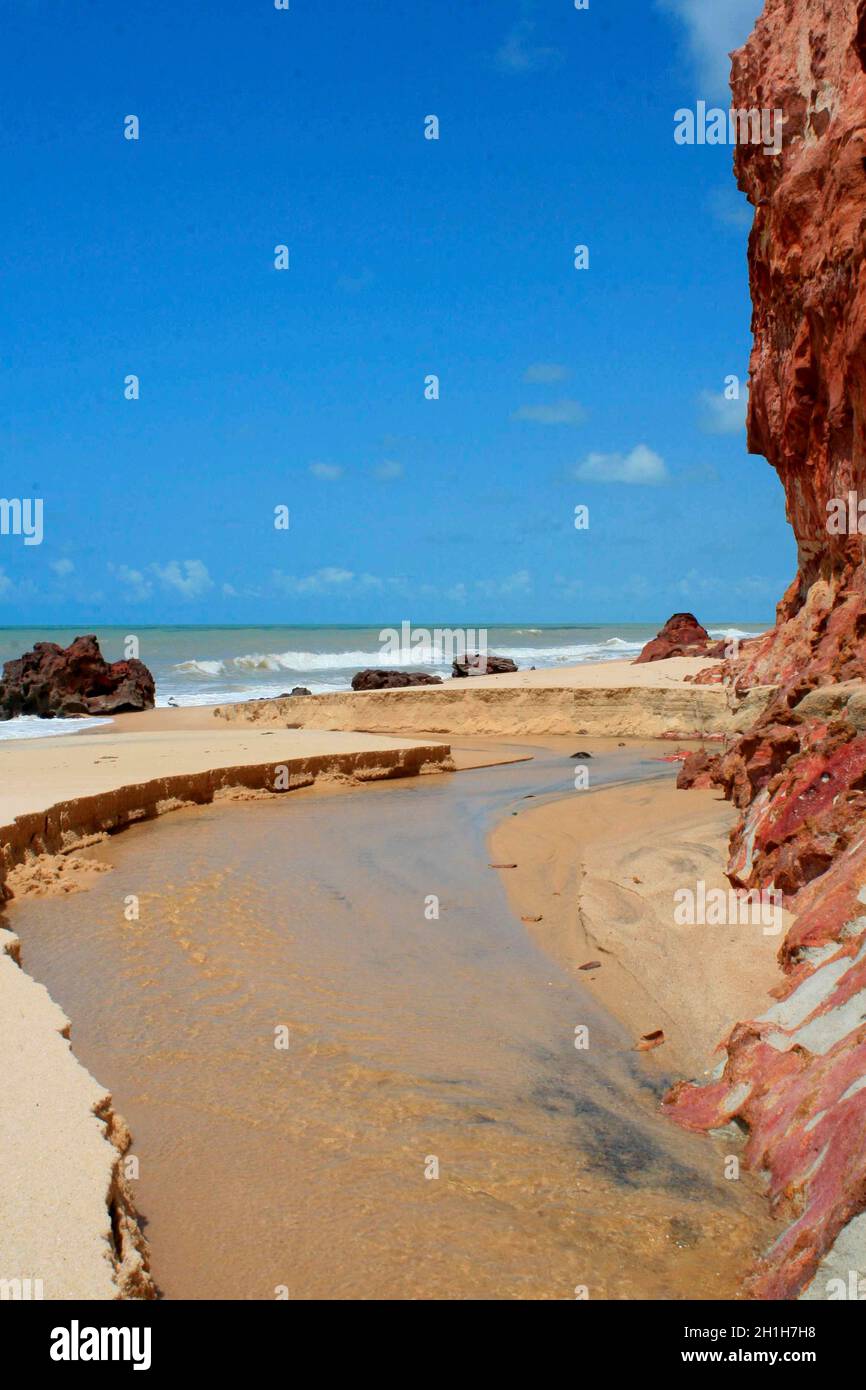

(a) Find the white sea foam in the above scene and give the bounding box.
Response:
[154,681,340,709]
[0,715,112,742]
[172,647,450,676]
[492,641,644,665]
[173,659,227,677]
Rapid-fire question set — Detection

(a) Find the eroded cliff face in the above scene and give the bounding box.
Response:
[735,0,866,687]
[668,0,866,1299]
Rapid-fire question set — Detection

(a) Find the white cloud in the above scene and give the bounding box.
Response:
[698,388,747,435]
[0,572,39,602]
[111,560,214,601]
[512,399,587,426]
[302,566,353,589]
[272,566,355,595]
[373,459,403,480]
[575,443,669,485]
[495,20,562,74]
[309,462,343,481]
[151,559,213,599]
[658,0,762,96]
[110,564,153,602]
[50,558,74,577]
[523,362,569,384]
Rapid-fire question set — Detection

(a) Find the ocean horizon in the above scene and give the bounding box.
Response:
[0,621,770,739]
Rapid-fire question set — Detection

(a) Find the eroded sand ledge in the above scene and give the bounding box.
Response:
[0,926,152,1299]
[0,727,453,899]
[213,656,776,740]
[0,725,452,1299]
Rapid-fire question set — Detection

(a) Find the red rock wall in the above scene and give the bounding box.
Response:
[734,0,866,688]
[668,0,866,1298]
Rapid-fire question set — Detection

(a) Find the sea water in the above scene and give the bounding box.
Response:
[0,623,767,739]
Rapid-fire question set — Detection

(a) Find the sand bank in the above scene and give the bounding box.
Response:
[213,657,776,740]
[0,925,151,1299]
[490,777,787,1078]
[7,741,775,1299]
[0,726,453,898]
[0,723,453,1299]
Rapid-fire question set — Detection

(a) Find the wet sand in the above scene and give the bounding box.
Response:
[491,777,787,1077]
[5,740,775,1300]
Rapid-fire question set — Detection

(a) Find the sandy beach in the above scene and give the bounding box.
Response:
[0,655,785,1300]
[491,777,786,1078]
[213,655,776,740]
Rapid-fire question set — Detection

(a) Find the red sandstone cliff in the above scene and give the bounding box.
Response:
[668,0,866,1299]
[727,0,866,688]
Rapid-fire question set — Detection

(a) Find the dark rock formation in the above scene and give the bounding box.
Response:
[350,669,443,691]
[667,0,866,1300]
[634,613,712,664]
[0,635,155,720]
[290,687,312,696]
[451,653,518,678]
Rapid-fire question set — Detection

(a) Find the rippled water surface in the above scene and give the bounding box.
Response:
[8,744,772,1299]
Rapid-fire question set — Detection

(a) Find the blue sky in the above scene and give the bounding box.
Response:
[0,0,791,626]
